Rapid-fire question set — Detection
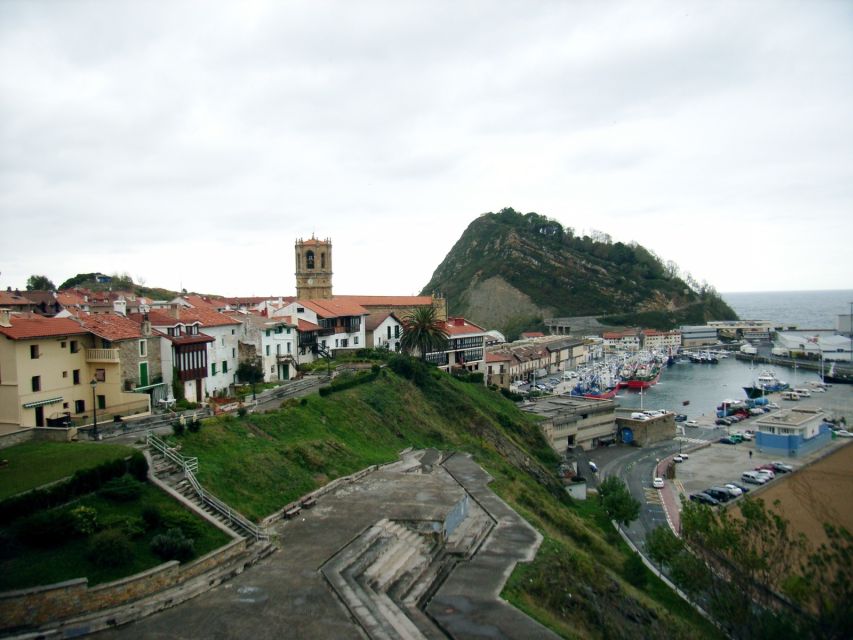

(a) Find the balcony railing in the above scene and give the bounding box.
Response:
[86,348,120,363]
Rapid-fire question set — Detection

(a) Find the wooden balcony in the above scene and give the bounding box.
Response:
[86,348,120,363]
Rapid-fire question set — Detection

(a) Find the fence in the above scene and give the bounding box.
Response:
[146,432,268,542]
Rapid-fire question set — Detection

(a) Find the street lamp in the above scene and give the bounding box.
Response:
[90,379,99,440]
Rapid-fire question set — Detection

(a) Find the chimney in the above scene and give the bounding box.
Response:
[0,308,11,328]
[171,304,181,320]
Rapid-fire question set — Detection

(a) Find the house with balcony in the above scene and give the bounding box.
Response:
[177,305,242,396]
[142,308,215,404]
[0,310,148,429]
[424,317,486,374]
[485,351,513,387]
[275,299,368,357]
[77,312,167,406]
[229,311,299,382]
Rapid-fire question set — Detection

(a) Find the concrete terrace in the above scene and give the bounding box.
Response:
[95,450,558,640]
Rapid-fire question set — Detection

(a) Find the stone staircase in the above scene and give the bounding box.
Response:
[147,438,269,543]
[321,504,494,640]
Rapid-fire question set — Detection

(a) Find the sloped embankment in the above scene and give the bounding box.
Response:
[171,361,718,639]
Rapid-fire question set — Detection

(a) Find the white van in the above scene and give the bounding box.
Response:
[781,391,800,401]
[793,388,811,398]
[631,412,650,421]
[741,471,767,485]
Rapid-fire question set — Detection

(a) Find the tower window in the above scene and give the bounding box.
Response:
[306,251,315,269]
[321,252,326,268]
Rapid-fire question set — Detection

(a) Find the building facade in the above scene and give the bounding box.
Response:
[295,237,333,300]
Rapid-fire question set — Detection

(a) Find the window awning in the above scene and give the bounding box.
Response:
[132,382,167,392]
[23,397,63,409]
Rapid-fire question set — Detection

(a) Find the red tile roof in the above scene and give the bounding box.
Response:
[296,318,321,332]
[336,295,434,307]
[299,299,369,318]
[364,312,399,331]
[521,332,545,338]
[180,306,242,327]
[0,291,34,307]
[77,313,143,341]
[0,313,88,340]
[486,352,513,363]
[442,317,486,336]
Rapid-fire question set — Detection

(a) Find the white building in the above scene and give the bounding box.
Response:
[366,312,403,352]
[275,299,368,356]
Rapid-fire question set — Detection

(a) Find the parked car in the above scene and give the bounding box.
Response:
[755,467,775,480]
[685,419,699,427]
[705,487,733,502]
[771,461,794,473]
[766,402,780,409]
[836,430,853,438]
[675,414,688,422]
[715,418,732,426]
[690,492,720,506]
[719,437,738,445]
[741,470,768,484]
[723,484,743,497]
[727,482,751,493]
[673,454,685,463]
[653,477,665,489]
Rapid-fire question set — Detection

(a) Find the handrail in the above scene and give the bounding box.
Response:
[146,431,268,542]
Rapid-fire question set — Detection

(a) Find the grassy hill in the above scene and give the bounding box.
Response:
[166,359,718,639]
[421,208,737,337]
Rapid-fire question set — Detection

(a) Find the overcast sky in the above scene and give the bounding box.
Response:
[1,1,851,299]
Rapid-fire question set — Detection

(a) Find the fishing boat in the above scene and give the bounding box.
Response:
[743,371,789,399]
[823,362,853,385]
[623,363,662,389]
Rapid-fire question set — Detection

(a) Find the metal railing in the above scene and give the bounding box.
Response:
[147,431,268,542]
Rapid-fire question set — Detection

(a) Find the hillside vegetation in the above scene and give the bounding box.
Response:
[421,208,737,337]
[168,359,717,639]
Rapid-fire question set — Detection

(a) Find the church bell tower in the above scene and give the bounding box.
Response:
[295,237,333,299]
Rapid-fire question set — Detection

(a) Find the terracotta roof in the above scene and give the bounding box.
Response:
[0,291,35,307]
[295,318,321,332]
[521,332,545,338]
[299,299,369,318]
[56,290,89,306]
[485,352,512,363]
[364,312,396,331]
[0,313,88,340]
[134,310,185,327]
[77,313,143,341]
[169,333,215,345]
[442,317,486,336]
[336,295,434,308]
[180,306,242,327]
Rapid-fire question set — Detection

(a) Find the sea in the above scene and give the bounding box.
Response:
[616,289,853,419]
[721,289,853,330]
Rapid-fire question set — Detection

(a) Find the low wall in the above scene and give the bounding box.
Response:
[0,538,247,632]
[0,426,78,451]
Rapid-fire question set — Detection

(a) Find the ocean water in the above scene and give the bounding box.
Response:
[721,290,853,330]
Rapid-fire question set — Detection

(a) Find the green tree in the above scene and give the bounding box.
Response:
[597,476,640,526]
[400,306,449,361]
[237,358,265,399]
[26,274,55,291]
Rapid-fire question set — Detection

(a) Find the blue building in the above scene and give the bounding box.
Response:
[754,407,831,458]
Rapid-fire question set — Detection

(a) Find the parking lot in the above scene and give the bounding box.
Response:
[668,433,849,502]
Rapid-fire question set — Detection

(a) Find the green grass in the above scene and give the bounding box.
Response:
[0,441,136,500]
[0,482,232,591]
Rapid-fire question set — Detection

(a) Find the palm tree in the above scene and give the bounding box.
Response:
[400,306,449,361]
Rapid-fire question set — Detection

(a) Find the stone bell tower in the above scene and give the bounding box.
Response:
[295,236,333,299]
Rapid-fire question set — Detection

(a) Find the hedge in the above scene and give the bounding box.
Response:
[318,369,381,397]
[0,451,148,524]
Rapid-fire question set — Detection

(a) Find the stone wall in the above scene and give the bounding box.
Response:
[0,539,247,631]
[616,414,676,447]
[0,426,77,450]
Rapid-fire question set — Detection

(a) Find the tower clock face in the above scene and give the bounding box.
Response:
[307,278,314,285]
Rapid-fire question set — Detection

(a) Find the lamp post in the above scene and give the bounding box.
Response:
[90,378,99,440]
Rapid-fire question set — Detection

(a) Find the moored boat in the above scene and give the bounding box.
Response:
[743,371,789,399]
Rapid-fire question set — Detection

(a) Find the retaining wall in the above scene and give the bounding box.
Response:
[0,426,78,451]
[0,539,247,632]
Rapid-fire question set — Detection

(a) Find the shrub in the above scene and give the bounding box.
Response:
[150,527,195,562]
[237,407,247,418]
[99,474,143,502]
[89,529,133,568]
[141,505,163,530]
[161,510,204,538]
[70,505,99,535]
[172,420,185,436]
[100,514,146,539]
[19,508,77,547]
[188,417,201,432]
[624,552,648,587]
[127,450,148,481]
